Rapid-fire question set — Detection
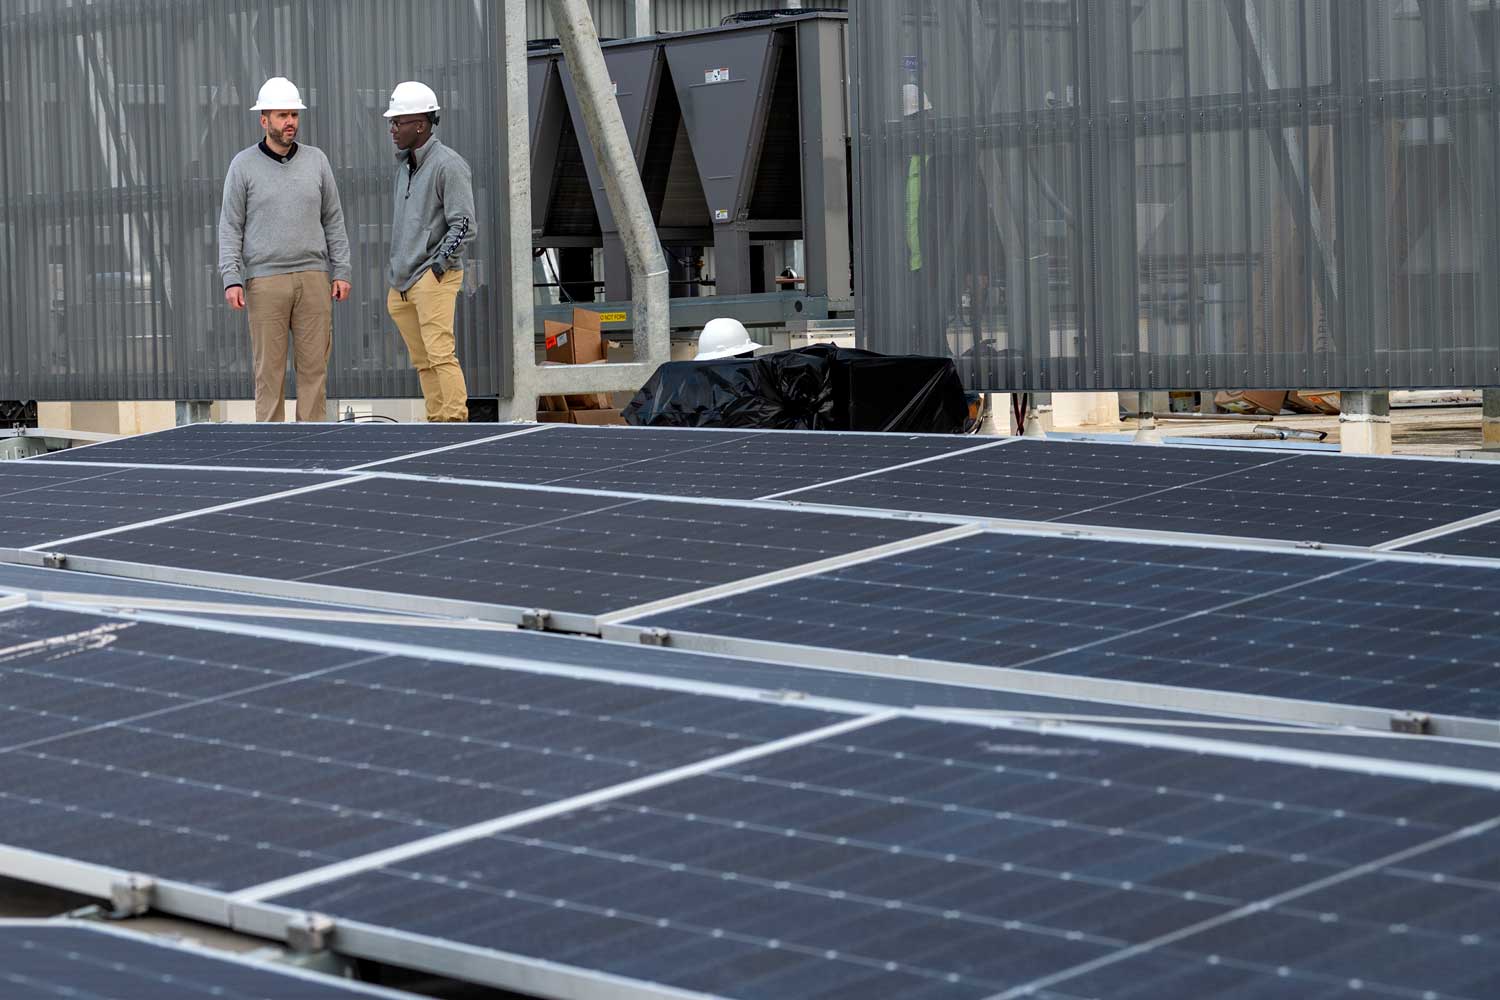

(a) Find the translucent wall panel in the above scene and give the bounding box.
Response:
[0,0,506,401]
[526,1,845,41]
[851,0,1500,391]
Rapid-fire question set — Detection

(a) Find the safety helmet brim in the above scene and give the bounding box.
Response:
[695,344,759,362]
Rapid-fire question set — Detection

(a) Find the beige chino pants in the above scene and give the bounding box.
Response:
[387,268,469,422]
[245,270,333,422]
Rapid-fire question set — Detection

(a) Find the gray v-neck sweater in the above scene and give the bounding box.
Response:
[217,142,352,288]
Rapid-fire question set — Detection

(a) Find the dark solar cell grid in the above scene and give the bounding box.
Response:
[0,606,371,752]
[0,924,396,998]
[1399,517,1500,561]
[0,464,342,548]
[552,433,996,499]
[1058,453,1500,545]
[780,442,1500,547]
[0,606,843,891]
[60,479,942,615]
[639,532,1336,664]
[26,423,340,465]
[375,424,765,483]
[637,534,1500,722]
[781,441,1283,521]
[29,422,525,471]
[276,716,1500,1000]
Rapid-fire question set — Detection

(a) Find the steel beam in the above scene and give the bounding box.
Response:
[795,17,853,311]
[504,0,671,420]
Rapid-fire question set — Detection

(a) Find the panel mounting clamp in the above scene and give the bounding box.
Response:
[285,911,336,953]
[520,609,552,631]
[40,552,67,569]
[638,627,671,647]
[1390,711,1432,735]
[108,874,154,917]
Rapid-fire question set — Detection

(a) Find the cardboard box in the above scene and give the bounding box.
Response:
[541,309,612,415]
[564,392,613,410]
[536,410,575,423]
[544,309,606,365]
[570,408,627,426]
[1215,390,1287,416]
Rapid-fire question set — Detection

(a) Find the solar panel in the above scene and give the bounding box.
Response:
[555,432,997,500]
[0,604,846,891]
[271,715,1500,1000]
[0,561,386,615]
[780,440,1285,522]
[30,423,344,466]
[373,423,766,482]
[1396,517,1500,560]
[30,422,529,471]
[0,464,344,548]
[0,922,412,999]
[630,532,1500,733]
[1056,452,1500,546]
[375,425,993,499]
[57,480,944,619]
[778,441,1500,546]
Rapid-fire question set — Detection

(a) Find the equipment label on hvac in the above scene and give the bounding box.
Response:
[704,67,730,84]
[714,209,730,221]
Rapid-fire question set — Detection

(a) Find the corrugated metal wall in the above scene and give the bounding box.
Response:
[852,1,1500,391]
[0,0,505,401]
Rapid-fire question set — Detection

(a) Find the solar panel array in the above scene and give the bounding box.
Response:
[1,603,1498,1000]
[625,534,1500,737]
[0,922,414,999]
[3,422,1500,999]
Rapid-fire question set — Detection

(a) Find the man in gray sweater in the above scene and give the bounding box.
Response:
[384,80,475,422]
[218,76,351,422]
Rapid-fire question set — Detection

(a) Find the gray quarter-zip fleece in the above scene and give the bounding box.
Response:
[387,137,476,292]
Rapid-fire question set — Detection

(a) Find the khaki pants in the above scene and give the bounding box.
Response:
[245,270,332,422]
[387,268,469,422]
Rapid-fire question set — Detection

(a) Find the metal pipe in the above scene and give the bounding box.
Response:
[545,0,670,373]
[1252,426,1328,442]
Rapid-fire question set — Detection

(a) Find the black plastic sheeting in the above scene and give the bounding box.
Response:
[623,345,969,432]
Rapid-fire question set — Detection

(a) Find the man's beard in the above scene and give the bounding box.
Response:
[267,125,297,147]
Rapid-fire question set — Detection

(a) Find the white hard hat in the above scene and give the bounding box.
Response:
[902,83,932,117]
[384,81,441,118]
[695,317,757,361]
[250,77,306,111]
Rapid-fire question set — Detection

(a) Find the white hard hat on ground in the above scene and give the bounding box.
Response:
[695,317,758,361]
[384,81,441,118]
[250,77,306,111]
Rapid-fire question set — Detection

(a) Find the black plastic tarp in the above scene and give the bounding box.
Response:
[622,345,969,432]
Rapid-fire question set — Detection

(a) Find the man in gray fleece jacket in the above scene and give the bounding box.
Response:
[384,80,475,422]
[218,76,351,422]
